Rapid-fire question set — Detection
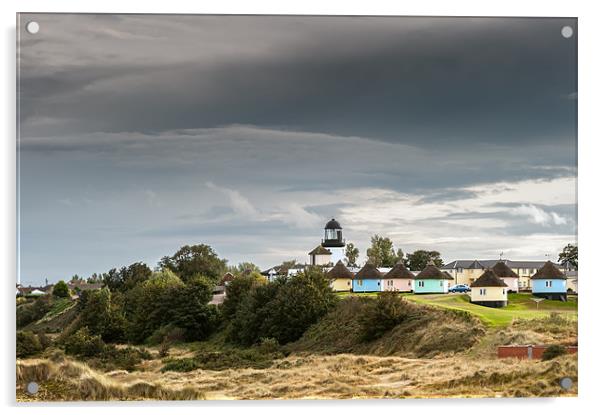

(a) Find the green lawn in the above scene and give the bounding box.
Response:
[337,291,577,327]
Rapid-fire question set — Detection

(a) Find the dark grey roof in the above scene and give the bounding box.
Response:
[383,261,414,279]
[471,269,508,288]
[491,261,519,279]
[415,262,453,280]
[531,261,566,280]
[442,259,560,270]
[327,260,354,279]
[325,218,342,229]
[354,263,382,279]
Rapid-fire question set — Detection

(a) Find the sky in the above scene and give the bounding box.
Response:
[17,14,577,285]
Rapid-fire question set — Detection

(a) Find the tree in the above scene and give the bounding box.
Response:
[227,262,261,276]
[102,262,152,293]
[345,243,360,266]
[70,274,83,283]
[406,250,444,271]
[222,272,266,320]
[366,235,402,267]
[158,244,227,284]
[52,280,70,298]
[558,244,578,269]
[87,273,102,283]
[78,288,126,342]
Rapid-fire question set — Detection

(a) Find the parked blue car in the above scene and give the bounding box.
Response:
[449,284,471,293]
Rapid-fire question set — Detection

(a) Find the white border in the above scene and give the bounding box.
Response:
[3,1,601,414]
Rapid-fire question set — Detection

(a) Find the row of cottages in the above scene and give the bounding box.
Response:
[326,259,453,294]
[441,259,576,291]
[468,260,570,308]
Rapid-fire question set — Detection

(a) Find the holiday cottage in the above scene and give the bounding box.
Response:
[414,261,453,294]
[352,262,383,292]
[326,260,354,292]
[491,261,519,293]
[531,261,568,301]
[382,260,414,292]
[470,268,508,308]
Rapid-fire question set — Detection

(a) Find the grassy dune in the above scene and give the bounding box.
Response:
[17,351,577,400]
[16,354,203,401]
[336,292,577,327]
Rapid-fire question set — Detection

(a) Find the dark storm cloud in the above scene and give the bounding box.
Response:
[20,15,576,150]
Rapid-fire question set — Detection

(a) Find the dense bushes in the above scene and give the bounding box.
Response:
[221,272,266,320]
[17,331,45,357]
[16,295,53,328]
[125,271,220,343]
[226,267,337,345]
[359,291,412,341]
[63,327,106,357]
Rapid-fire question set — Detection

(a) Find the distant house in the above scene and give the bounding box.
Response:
[326,260,353,292]
[29,289,47,296]
[381,261,414,292]
[531,261,568,301]
[308,245,332,266]
[491,261,520,293]
[414,261,453,294]
[352,263,382,292]
[470,269,508,308]
[220,272,235,286]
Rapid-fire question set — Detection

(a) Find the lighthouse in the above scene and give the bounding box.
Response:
[308,218,346,266]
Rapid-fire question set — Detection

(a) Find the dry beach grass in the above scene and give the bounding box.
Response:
[17,351,577,400]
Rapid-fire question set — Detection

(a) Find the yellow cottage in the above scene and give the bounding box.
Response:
[470,269,508,308]
[326,260,353,292]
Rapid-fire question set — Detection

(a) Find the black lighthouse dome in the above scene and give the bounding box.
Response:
[325,218,342,230]
[323,218,345,247]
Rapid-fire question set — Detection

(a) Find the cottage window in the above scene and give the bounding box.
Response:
[439,281,443,287]
[418,281,424,288]
[480,288,487,295]
[545,280,553,288]
[358,280,362,286]
[503,289,506,295]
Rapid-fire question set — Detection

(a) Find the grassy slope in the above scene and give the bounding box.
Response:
[24,298,79,333]
[288,296,485,357]
[339,292,577,327]
[405,293,577,327]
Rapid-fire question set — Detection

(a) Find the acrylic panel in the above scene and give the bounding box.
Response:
[16,14,578,401]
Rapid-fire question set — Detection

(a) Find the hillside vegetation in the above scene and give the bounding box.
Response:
[288,296,485,357]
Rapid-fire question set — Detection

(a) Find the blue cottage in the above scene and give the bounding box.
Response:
[352,262,383,292]
[531,261,567,301]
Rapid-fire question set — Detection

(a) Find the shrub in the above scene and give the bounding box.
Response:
[161,357,200,372]
[359,291,412,341]
[37,332,53,349]
[53,280,70,298]
[98,345,152,371]
[148,325,186,346]
[257,337,280,354]
[63,327,106,357]
[542,345,567,361]
[16,331,43,358]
